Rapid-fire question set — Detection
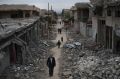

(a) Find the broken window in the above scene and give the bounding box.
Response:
[25,13,30,17]
[107,9,111,16]
[93,6,103,16]
[11,10,23,18]
[115,10,120,17]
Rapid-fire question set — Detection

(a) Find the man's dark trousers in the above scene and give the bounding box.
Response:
[49,67,54,76]
[47,57,56,77]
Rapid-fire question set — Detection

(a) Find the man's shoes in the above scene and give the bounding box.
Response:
[49,74,53,77]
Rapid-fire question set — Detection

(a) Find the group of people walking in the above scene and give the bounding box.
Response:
[46,20,66,77]
[58,28,62,34]
[47,27,64,77]
[47,37,63,77]
[57,28,64,48]
[47,38,63,77]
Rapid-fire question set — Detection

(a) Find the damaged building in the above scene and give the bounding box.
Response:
[69,0,120,51]
[71,3,92,37]
[0,4,40,18]
[62,9,71,28]
[90,0,120,52]
[0,4,48,75]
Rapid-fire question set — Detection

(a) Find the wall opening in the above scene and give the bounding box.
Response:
[9,43,23,65]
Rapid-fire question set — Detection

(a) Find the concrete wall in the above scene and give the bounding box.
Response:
[74,21,80,33]
[106,17,120,28]
[0,12,11,18]
[106,16,120,51]
[86,26,92,37]
[74,11,78,21]
[0,17,45,74]
[0,10,39,19]
[92,17,98,41]
[80,22,87,37]
[106,17,114,27]
[74,11,80,33]
[0,49,10,74]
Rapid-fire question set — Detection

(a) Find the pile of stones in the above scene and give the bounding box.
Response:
[60,28,120,79]
[61,40,120,79]
[2,40,55,79]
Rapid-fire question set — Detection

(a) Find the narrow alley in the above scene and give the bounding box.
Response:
[46,19,67,79]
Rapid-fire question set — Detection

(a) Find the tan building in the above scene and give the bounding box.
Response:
[40,9,48,16]
[0,4,40,18]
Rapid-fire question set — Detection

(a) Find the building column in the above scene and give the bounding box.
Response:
[23,11,26,18]
[36,23,39,40]
[29,29,32,41]
[30,10,33,17]
[112,27,115,52]
[26,31,30,45]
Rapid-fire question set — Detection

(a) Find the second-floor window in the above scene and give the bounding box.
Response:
[115,10,120,17]
[107,9,111,16]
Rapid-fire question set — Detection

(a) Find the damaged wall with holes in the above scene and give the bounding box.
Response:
[0,16,48,74]
[71,2,92,37]
[0,4,40,19]
[90,0,120,52]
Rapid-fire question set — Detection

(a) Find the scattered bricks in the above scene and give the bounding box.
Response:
[60,28,120,79]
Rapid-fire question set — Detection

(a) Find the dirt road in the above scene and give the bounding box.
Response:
[47,21,67,79]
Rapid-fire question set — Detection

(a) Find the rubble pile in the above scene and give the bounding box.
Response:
[67,28,86,41]
[60,29,120,79]
[63,41,81,49]
[3,40,55,79]
[61,41,120,79]
[3,64,41,79]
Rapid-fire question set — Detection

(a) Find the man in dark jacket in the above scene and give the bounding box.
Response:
[57,40,61,48]
[61,37,63,42]
[47,55,56,77]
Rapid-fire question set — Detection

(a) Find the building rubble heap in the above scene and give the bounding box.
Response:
[1,40,55,79]
[60,29,120,79]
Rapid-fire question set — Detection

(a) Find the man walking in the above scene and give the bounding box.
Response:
[58,28,59,34]
[60,28,62,34]
[57,40,61,48]
[61,37,63,42]
[47,55,56,77]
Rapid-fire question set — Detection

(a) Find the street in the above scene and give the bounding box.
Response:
[43,19,120,79]
[0,1,120,79]
[46,20,67,79]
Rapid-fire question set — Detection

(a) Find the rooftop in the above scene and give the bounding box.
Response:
[90,0,120,6]
[0,17,39,40]
[70,6,77,11]
[0,4,40,12]
[75,2,90,8]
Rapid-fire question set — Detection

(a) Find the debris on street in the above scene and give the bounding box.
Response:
[1,40,55,79]
[60,28,120,79]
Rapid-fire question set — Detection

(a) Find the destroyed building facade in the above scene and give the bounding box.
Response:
[68,0,120,52]
[0,4,40,18]
[0,4,48,74]
[70,3,92,37]
[90,0,120,52]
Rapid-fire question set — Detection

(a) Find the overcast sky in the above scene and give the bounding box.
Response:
[0,0,90,12]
